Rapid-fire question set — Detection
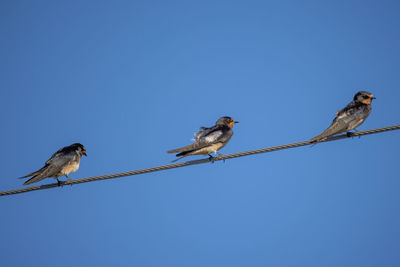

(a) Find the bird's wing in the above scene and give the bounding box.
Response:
[46,146,71,164]
[168,126,229,153]
[310,101,357,142]
[193,127,209,141]
[334,101,359,120]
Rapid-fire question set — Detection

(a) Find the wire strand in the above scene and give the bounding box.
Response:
[1,124,399,197]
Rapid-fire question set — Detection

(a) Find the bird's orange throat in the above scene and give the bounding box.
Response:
[361,98,372,105]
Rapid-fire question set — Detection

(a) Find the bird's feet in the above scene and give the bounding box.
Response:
[346,130,361,138]
[208,154,216,163]
[57,179,62,187]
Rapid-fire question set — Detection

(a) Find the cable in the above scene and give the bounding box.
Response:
[1,124,399,197]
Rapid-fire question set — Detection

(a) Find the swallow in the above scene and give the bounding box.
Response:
[20,143,87,185]
[168,116,239,162]
[310,91,376,143]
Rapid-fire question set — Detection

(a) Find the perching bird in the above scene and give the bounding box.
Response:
[310,91,376,142]
[168,116,238,162]
[20,143,87,185]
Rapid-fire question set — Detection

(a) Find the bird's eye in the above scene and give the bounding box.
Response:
[363,95,370,99]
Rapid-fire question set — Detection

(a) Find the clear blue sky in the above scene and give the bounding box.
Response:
[1,1,399,266]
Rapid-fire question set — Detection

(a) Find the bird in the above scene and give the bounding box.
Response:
[20,143,87,185]
[167,116,239,162]
[310,91,376,143]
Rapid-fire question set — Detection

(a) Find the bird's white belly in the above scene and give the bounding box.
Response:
[346,119,364,131]
[191,143,224,155]
[61,161,80,176]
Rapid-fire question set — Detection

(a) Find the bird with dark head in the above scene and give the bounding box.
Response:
[20,143,87,185]
[310,91,376,142]
[168,116,238,162]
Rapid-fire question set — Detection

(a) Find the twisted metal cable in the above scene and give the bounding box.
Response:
[1,124,399,197]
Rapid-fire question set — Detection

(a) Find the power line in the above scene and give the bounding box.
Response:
[1,124,399,197]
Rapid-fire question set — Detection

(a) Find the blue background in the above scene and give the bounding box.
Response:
[1,1,399,266]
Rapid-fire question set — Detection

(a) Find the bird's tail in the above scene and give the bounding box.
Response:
[176,150,192,157]
[19,166,46,179]
[23,174,47,185]
[310,121,346,143]
[167,143,199,154]
[19,166,49,185]
[171,155,188,163]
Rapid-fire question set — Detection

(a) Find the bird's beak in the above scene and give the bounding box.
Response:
[83,151,87,156]
[234,121,239,124]
[371,96,376,99]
